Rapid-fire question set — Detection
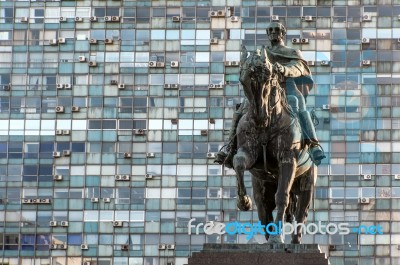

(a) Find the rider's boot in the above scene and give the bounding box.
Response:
[298,110,326,166]
[214,111,241,168]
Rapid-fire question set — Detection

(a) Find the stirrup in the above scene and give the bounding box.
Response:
[214,151,227,165]
[309,143,326,166]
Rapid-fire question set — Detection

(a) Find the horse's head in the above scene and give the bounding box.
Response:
[239,45,274,88]
[239,45,284,124]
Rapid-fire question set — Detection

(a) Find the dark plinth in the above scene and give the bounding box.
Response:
[188,244,330,265]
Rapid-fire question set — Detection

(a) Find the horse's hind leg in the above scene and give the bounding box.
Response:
[252,176,276,241]
[233,148,255,211]
[291,170,314,244]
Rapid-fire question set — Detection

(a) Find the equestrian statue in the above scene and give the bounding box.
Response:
[215,22,325,244]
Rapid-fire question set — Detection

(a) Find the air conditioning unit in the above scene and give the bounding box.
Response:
[271,15,279,21]
[49,221,57,227]
[201,130,208,136]
[362,60,371,66]
[172,16,180,22]
[166,263,174,265]
[171,61,179,68]
[111,16,120,22]
[149,61,157,67]
[307,61,315,66]
[231,16,239,22]
[209,118,215,124]
[53,175,63,181]
[208,84,215,89]
[147,152,155,158]
[159,244,166,250]
[303,16,313,21]
[56,83,64,89]
[56,130,63,135]
[121,245,129,251]
[59,17,67,22]
[53,151,61,158]
[164,84,171,89]
[79,56,86,62]
[75,17,83,22]
[21,17,29,22]
[40,198,51,204]
[157,62,165,67]
[167,244,175,250]
[61,221,69,227]
[113,221,123,227]
[145,174,153,179]
[231,61,240,66]
[301,38,309,44]
[91,197,99,203]
[31,198,39,204]
[210,38,219,44]
[104,16,112,21]
[395,174,400,180]
[329,245,336,251]
[50,244,58,250]
[58,244,67,250]
[81,244,89,250]
[362,38,370,43]
[115,175,129,181]
[360,197,370,204]
[58,38,66,44]
[217,10,225,17]
[224,61,232,66]
[83,262,92,265]
[214,84,224,89]
[210,11,218,17]
[49,39,58,45]
[62,130,70,135]
[170,84,179,89]
[363,174,372,180]
[22,199,32,204]
[3,84,11,91]
[362,14,372,21]
[134,129,146,135]
[72,106,80,112]
[124,153,132,158]
[321,60,330,66]
[207,152,216,159]
[63,150,71,156]
[89,39,98,44]
[88,61,97,67]
[90,16,97,22]
[322,104,330,110]
[105,38,113,44]
[64,84,71,89]
[111,80,118,85]
[171,118,178,124]
[292,38,300,44]
[103,198,111,203]
[118,84,125,89]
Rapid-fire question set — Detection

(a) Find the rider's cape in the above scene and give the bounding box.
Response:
[266,46,314,99]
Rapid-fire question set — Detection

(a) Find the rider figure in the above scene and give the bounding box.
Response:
[216,22,325,167]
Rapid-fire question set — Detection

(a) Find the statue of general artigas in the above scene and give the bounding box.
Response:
[215,22,326,244]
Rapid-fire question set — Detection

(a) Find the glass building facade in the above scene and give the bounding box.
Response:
[1,0,400,264]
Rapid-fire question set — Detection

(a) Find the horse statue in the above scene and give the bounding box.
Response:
[233,45,317,244]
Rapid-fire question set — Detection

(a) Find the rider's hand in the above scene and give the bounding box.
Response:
[273,63,285,74]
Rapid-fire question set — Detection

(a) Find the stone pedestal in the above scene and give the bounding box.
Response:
[188,244,330,265]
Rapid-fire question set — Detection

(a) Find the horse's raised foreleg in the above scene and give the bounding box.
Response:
[233,148,254,211]
[269,149,297,244]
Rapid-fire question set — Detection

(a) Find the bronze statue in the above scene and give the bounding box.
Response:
[217,22,325,167]
[215,23,325,244]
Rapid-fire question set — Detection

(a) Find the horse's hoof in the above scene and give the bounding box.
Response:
[268,234,284,244]
[237,195,252,211]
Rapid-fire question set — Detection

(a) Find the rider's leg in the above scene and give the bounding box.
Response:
[286,79,325,165]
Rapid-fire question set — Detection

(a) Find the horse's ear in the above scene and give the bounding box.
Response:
[261,45,266,63]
